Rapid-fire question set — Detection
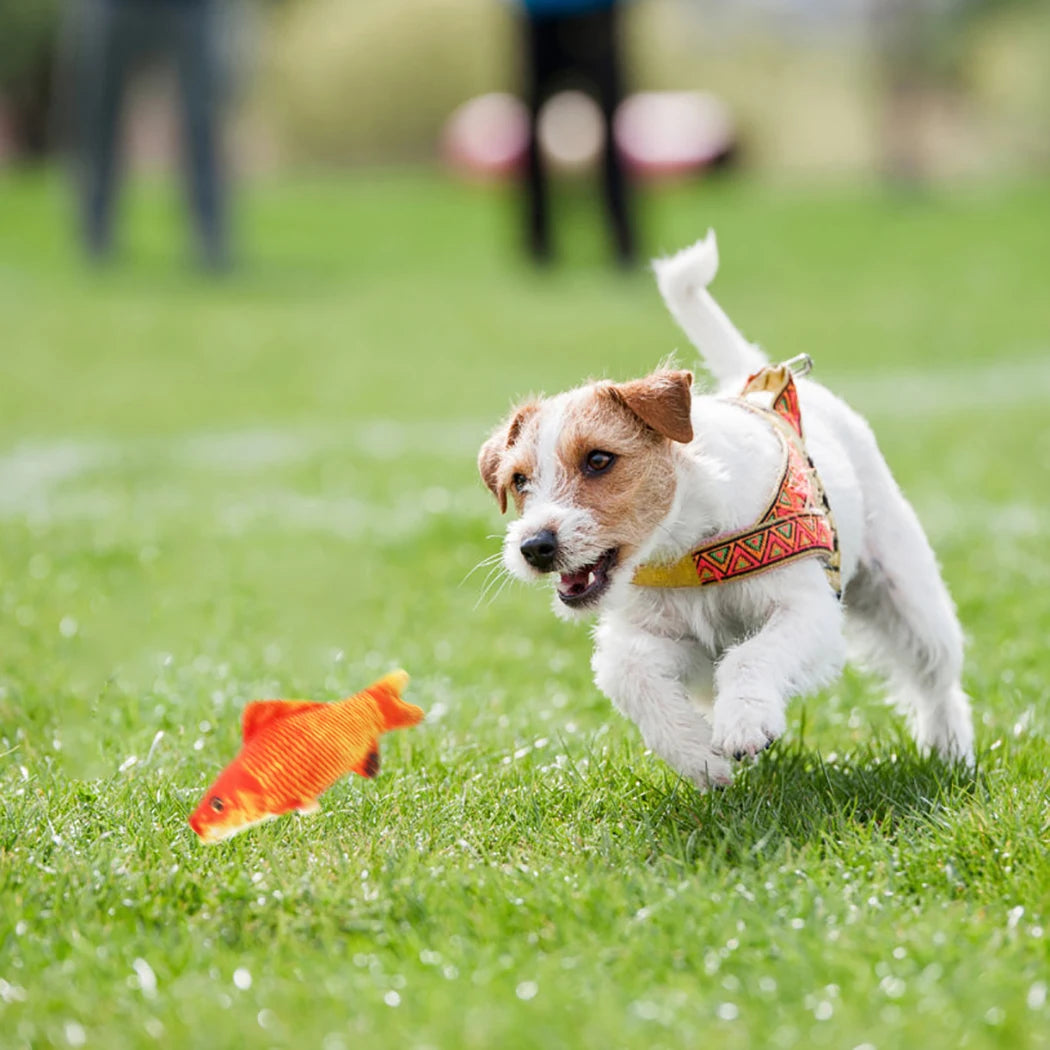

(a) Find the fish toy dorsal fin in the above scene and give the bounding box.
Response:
[242,700,326,744]
[362,670,424,732]
[372,670,410,695]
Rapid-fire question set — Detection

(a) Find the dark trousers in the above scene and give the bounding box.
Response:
[522,7,635,264]
[75,0,226,266]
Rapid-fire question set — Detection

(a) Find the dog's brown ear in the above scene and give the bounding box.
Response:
[478,435,508,513]
[610,370,694,444]
[478,401,539,513]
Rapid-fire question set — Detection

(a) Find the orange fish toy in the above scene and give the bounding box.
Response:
[189,670,423,843]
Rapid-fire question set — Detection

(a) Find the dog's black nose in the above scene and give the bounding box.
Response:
[520,530,558,571]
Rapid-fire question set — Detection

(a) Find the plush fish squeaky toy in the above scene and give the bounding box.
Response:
[189,670,423,843]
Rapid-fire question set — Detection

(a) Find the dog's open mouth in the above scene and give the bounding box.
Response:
[556,549,618,607]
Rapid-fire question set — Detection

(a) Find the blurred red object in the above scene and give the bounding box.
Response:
[615,91,736,178]
[442,89,736,182]
[442,93,529,179]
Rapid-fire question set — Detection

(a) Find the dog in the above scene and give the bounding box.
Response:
[478,232,974,787]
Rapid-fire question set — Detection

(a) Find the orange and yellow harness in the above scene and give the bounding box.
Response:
[632,357,842,598]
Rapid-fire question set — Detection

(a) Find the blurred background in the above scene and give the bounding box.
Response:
[1,0,1048,254]
[4,0,1050,175]
[2,8,1050,1046]
[1,0,1047,745]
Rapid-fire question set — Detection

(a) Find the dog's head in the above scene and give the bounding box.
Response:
[478,369,694,618]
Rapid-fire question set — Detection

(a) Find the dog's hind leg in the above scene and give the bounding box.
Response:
[844,471,974,765]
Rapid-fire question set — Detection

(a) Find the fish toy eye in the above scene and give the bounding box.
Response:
[512,473,528,493]
[210,796,225,813]
[584,450,616,475]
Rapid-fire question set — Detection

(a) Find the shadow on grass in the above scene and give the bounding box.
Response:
[631,739,981,868]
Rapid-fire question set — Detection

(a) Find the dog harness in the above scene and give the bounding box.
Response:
[632,356,842,598]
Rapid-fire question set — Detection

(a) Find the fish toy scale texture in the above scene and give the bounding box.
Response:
[189,670,422,843]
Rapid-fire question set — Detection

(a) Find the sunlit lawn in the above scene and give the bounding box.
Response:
[1,169,1049,1049]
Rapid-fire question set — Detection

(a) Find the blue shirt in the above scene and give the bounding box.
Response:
[517,0,620,14]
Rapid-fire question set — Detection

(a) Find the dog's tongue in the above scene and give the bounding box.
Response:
[559,568,593,597]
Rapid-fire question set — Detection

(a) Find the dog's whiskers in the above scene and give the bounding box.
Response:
[460,550,505,587]
[474,561,516,610]
[475,561,505,597]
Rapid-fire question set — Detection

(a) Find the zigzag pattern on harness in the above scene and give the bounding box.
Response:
[632,362,842,597]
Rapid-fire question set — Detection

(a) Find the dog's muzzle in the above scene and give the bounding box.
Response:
[520,529,559,572]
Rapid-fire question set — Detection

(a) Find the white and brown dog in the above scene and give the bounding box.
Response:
[478,232,973,787]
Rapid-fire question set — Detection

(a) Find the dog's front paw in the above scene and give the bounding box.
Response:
[712,698,785,761]
[684,755,734,791]
[665,734,734,790]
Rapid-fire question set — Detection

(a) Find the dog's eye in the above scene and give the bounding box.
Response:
[584,450,616,475]
[512,473,528,493]
[210,797,225,813]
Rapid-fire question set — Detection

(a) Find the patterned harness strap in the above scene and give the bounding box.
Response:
[632,360,842,598]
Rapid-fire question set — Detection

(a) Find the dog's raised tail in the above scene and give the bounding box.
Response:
[652,231,767,386]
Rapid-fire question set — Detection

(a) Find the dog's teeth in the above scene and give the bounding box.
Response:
[586,572,595,587]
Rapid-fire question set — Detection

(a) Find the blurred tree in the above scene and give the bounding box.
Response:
[0,0,61,158]
[960,0,1039,11]
[261,0,514,163]
[873,0,1047,180]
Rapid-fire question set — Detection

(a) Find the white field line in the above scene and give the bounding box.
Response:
[175,419,488,471]
[0,441,118,517]
[5,466,1044,550]
[825,353,1050,419]
[0,355,1045,541]
[0,422,489,523]
[212,486,490,543]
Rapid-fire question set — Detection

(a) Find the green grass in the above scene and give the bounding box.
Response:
[2,169,1049,1050]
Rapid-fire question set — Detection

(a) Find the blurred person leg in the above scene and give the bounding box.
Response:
[587,5,634,265]
[76,0,137,259]
[522,12,560,263]
[518,2,635,266]
[873,0,941,184]
[171,0,228,270]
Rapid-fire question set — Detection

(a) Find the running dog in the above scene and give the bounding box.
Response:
[478,232,974,786]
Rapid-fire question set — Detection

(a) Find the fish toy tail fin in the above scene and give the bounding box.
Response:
[367,670,425,732]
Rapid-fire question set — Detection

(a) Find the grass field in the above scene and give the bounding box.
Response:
[1,170,1049,1050]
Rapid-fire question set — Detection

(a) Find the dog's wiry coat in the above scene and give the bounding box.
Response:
[479,232,974,787]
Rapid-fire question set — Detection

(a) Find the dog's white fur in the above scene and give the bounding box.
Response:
[481,232,974,786]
